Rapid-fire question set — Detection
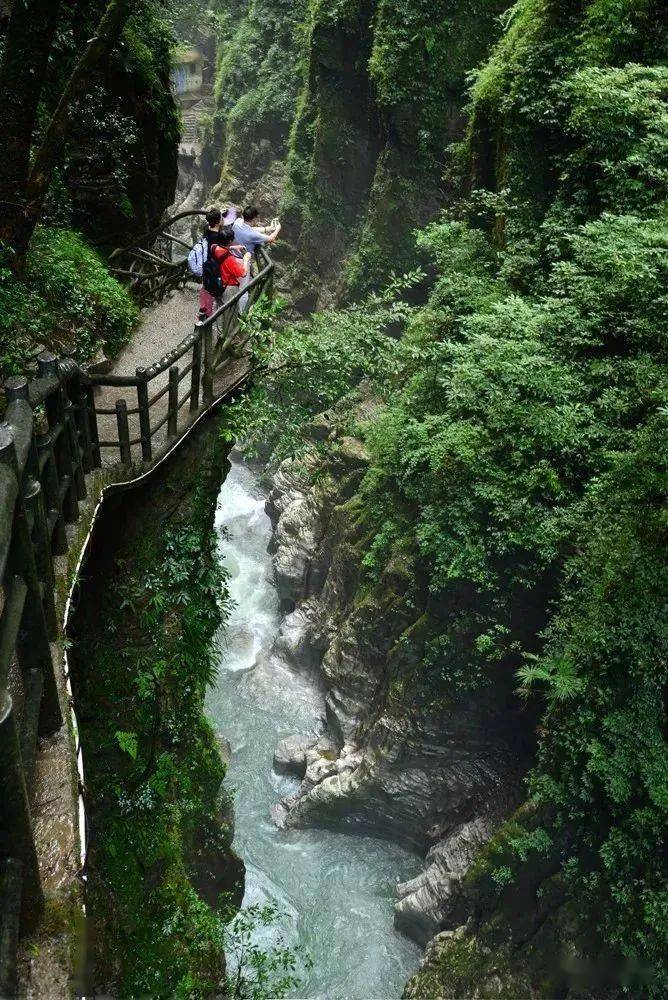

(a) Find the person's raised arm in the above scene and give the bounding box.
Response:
[263,222,281,245]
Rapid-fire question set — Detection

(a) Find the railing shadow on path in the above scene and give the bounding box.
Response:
[0,212,274,994]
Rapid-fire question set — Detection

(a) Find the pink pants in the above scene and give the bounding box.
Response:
[199,283,242,318]
[198,286,216,318]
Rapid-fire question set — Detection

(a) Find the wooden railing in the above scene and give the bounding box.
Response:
[91,246,273,464]
[0,239,274,994]
[108,208,210,304]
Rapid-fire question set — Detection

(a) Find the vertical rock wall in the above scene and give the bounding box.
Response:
[263,410,526,951]
[206,0,508,306]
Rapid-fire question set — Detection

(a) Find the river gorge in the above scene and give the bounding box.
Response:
[3,0,662,993]
[206,453,422,998]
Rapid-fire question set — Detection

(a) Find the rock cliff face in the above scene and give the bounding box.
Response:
[263,418,525,950]
[207,1,508,307]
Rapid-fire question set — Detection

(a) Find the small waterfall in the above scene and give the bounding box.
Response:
[205,451,421,999]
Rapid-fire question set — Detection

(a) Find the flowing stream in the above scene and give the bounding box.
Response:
[205,453,421,999]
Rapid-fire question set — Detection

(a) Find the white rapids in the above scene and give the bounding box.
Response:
[205,451,421,999]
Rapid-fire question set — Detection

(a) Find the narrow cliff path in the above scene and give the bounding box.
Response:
[110,286,197,375]
[94,285,248,465]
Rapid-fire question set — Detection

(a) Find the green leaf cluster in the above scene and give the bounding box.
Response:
[70,442,307,998]
[79,484,233,996]
[211,0,309,182]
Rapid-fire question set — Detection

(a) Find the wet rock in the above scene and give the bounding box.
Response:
[266,455,315,525]
[402,926,469,999]
[272,496,321,605]
[272,603,325,672]
[273,735,316,778]
[216,733,232,766]
[266,419,526,975]
[270,792,300,829]
[394,815,501,945]
[266,456,324,606]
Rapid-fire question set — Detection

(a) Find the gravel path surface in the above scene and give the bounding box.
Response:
[95,285,200,464]
[111,285,199,376]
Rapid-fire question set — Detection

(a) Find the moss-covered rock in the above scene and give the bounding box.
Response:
[69,413,243,997]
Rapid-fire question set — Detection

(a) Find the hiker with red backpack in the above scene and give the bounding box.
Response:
[187,207,224,318]
[187,205,275,318]
[201,226,251,310]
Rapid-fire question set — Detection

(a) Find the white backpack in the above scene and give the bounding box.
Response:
[187,237,207,278]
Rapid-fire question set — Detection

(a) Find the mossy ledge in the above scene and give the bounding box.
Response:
[68,413,244,997]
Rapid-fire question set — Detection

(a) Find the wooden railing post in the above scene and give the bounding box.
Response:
[135,369,152,462]
[84,383,102,468]
[167,366,179,439]
[3,376,30,414]
[0,858,23,997]
[115,399,131,464]
[0,692,44,933]
[68,372,93,474]
[190,335,202,414]
[23,478,57,638]
[63,387,86,501]
[37,354,78,523]
[0,427,62,737]
[36,432,68,556]
[202,322,214,406]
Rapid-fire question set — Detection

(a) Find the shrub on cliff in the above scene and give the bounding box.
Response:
[0,227,137,379]
[70,425,306,998]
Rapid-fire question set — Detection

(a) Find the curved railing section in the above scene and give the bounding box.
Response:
[108,209,207,304]
[91,244,273,465]
[0,227,274,992]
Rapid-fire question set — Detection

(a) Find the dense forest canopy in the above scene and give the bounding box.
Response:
[0,0,179,376]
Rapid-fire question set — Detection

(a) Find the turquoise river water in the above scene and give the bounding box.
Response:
[205,454,422,999]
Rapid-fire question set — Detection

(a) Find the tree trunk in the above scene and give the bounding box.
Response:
[0,0,63,249]
[1,0,135,265]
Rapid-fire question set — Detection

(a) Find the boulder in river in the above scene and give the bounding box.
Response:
[273,735,316,778]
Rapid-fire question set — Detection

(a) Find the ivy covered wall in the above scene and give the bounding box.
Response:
[209,0,507,304]
[208,0,308,202]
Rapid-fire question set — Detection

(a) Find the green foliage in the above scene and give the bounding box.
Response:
[212,0,308,181]
[369,0,506,167]
[115,731,139,760]
[564,65,668,212]
[71,443,308,998]
[281,0,507,293]
[490,865,514,889]
[223,903,310,998]
[229,274,420,463]
[38,0,179,245]
[508,826,552,863]
[0,227,137,377]
[76,477,232,996]
[523,417,668,986]
[238,0,668,989]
